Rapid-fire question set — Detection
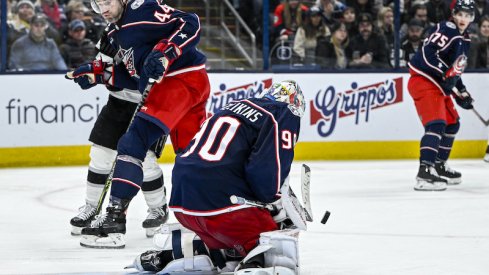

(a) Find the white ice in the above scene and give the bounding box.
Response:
[1,160,488,275]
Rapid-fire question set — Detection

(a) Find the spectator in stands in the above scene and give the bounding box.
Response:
[293,6,330,64]
[342,6,358,37]
[59,19,96,69]
[400,4,433,41]
[348,13,389,69]
[469,15,489,68]
[272,0,309,42]
[8,0,61,46]
[346,0,376,18]
[400,18,424,67]
[62,0,103,43]
[473,0,489,25]
[39,0,64,30]
[426,0,451,23]
[8,14,67,71]
[377,7,394,66]
[8,0,37,45]
[316,21,351,69]
[315,0,345,26]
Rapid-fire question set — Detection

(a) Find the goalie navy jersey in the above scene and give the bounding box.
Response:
[408,21,470,94]
[169,98,301,216]
[105,0,206,91]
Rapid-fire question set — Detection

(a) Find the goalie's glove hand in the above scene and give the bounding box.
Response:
[65,60,110,90]
[454,88,474,110]
[143,41,181,82]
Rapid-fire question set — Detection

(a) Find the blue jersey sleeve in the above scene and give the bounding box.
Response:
[244,102,300,204]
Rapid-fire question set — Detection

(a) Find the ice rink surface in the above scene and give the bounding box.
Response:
[0,160,488,275]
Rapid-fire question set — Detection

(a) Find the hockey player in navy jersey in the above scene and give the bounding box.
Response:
[65,0,210,248]
[125,80,306,275]
[69,30,168,238]
[408,0,475,191]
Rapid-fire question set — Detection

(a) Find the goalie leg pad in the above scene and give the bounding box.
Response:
[237,229,300,275]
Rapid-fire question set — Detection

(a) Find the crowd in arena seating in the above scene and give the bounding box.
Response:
[258,0,489,69]
[2,0,489,71]
[3,0,103,71]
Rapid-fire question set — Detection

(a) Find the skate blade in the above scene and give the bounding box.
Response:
[80,233,125,249]
[444,177,462,185]
[414,179,447,191]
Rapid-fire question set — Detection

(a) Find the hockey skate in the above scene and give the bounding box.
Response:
[79,198,130,249]
[435,162,461,185]
[414,164,447,191]
[70,203,96,235]
[484,153,489,163]
[142,204,169,237]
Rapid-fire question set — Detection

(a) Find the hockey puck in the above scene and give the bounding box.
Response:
[321,211,331,224]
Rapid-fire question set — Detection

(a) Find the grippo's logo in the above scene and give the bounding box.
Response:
[206,79,273,115]
[310,78,403,137]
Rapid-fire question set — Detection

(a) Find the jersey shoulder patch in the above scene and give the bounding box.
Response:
[445,22,456,29]
[130,0,144,10]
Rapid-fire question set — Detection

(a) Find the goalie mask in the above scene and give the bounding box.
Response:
[263,80,305,118]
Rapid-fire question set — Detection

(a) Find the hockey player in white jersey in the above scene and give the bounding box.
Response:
[126,80,310,275]
[69,29,168,238]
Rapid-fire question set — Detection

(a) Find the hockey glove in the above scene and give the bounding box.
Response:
[453,88,474,110]
[96,28,118,58]
[142,41,182,82]
[65,60,112,90]
[440,76,459,95]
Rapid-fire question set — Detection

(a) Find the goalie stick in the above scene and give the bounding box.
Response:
[452,87,489,127]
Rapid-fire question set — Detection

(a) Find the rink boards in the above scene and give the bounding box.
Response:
[0,73,488,167]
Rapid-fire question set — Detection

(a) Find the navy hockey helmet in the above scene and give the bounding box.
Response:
[453,0,475,16]
[263,80,305,118]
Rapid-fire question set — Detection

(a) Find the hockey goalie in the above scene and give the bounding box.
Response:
[125,80,312,274]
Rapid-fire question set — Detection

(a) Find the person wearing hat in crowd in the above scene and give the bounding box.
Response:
[59,19,96,69]
[8,14,67,71]
[399,4,434,42]
[400,18,424,67]
[293,6,330,65]
[61,0,104,43]
[316,21,351,69]
[348,12,389,68]
[273,0,309,42]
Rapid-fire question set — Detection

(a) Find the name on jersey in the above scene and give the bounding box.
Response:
[310,77,403,137]
[206,79,273,115]
[223,102,263,123]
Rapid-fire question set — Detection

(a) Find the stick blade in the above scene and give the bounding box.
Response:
[301,164,313,222]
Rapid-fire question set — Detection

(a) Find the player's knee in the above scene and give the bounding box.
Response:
[117,116,165,160]
[445,121,460,135]
[89,144,117,172]
[424,121,447,136]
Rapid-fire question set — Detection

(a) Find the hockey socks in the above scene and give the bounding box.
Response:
[419,122,446,166]
[111,155,143,199]
[436,122,459,162]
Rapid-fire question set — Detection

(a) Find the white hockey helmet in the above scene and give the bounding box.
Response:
[263,80,305,118]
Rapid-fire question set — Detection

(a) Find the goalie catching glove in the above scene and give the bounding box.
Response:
[65,60,112,90]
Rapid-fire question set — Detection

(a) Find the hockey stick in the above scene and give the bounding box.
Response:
[301,164,313,221]
[452,87,489,127]
[94,79,158,215]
